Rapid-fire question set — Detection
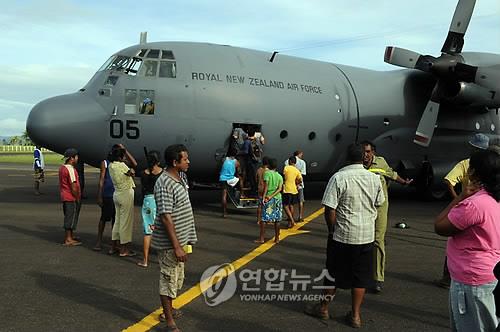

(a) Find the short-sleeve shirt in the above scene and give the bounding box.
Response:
[152,171,197,250]
[283,165,302,194]
[444,158,470,189]
[263,170,283,200]
[322,164,385,245]
[284,157,307,187]
[108,161,135,192]
[447,189,500,285]
[58,164,80,202]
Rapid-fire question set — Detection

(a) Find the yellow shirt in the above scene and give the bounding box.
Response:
[109,161,136,191]
[444,158,469,188]
[283,165,302,194]
[366,156,398,194]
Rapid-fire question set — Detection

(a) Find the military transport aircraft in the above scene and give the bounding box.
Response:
[26,0,499,198]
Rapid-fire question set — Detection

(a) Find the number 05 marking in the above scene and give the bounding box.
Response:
[110,120,140,139]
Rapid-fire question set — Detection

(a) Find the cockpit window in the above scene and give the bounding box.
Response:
[146,49,160,58]
[104,75,119,86]
[107,56,132,71]
[140,60,158,77]
[162,51,175,59]
[159,61,176,78]
[124,57,142,76]
[98,56,116,71]
[137,49,148,57]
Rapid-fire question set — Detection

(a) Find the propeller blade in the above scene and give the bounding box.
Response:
[384,46,423,69]
[441,0,476,54]
[414,88,441,147]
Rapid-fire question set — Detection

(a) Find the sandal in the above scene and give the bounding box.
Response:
[119,251,137,257]
[159,309,183,321]
[304,303,329,320]
[345,311,361,328]
[137,261,148,268]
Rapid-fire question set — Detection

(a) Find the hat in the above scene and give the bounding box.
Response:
[63,148,79,159]
[469,133,489,150]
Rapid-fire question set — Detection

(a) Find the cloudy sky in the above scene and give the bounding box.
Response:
[1,0,499,136]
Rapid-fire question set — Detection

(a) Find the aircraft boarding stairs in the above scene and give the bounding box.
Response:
[227,186,259,209]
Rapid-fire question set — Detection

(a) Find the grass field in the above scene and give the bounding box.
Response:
[0,153,63,165]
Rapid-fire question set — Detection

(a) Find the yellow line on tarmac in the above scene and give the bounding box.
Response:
[123,207,325,332]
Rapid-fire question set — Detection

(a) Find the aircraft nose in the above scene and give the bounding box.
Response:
[27,93,107,156]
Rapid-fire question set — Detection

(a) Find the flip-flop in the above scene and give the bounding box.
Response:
[108,249,118,255]
[119,251,137,257]
[253,240,265,244]
[159,310,183,321]
[62,241,82,247]
[137,261,148,268]
[92,246,102,251]
[345,311,361,328]
[304,303,329,320]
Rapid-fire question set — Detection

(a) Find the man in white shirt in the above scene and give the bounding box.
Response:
[305,144,384,328]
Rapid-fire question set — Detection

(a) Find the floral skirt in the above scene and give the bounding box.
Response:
[261,197,282,223]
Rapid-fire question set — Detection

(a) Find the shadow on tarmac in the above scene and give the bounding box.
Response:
[29,271,150,322]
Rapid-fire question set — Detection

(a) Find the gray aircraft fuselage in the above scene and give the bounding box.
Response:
[27,41,500,193]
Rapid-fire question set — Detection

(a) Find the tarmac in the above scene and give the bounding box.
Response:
[0,163,451,331]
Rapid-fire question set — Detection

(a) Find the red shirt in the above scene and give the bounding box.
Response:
[59,164,81,202]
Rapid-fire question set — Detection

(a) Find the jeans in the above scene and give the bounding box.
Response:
[449,279,498,332]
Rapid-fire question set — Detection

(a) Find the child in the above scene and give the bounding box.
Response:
[256,156,270,224]
[137,151,163,267]
[256,158,283,243]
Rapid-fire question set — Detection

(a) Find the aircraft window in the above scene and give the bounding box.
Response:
[383,118,390,126]
[138,49,148,57]
[107,56,132,71]
[159,61,176,78]
[104,76,119,86]
[308,132,316,140]
[139,90,155,115]
[139,60,158,77]
[125,57,142,76]
[124,89,138,114]
[335,134,342,142]
[280,130,288,139]
[98,56,115,71]
[161,50,175,59]
[146,49,160,58]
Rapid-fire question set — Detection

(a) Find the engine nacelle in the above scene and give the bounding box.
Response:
[444,81,500,108]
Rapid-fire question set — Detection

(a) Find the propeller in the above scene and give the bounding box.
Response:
[384,0,477,147]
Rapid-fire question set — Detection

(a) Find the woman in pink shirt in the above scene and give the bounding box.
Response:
[435,149,500,332]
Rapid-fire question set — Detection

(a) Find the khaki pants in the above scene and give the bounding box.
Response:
[374,199,388,282]
[112,189,134,244]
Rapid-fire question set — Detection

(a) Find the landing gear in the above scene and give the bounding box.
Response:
[415,160,448,201]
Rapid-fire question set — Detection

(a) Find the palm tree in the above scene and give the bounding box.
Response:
[9,136,20,145]
[21,130,33,146]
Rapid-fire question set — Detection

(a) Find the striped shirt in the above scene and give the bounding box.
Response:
[152,171,197,250]
[322,164,385,245]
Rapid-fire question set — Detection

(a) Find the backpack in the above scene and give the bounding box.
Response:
[250,139,263,162]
